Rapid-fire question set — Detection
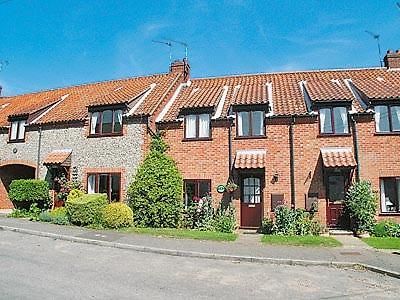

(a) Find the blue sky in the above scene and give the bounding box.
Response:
[0,0,400,96]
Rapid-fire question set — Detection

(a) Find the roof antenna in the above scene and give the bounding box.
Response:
[152,40,173,63]
[365,30,383,67]
[164,39,189,60]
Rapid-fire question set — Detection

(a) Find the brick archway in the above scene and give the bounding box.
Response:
[0,161,36,209]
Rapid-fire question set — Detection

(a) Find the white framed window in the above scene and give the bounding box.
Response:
[375,105,400,133]
[9,119,26,142]
[184,114,210,139]
[319,107,349,134]
[380,178,400,213]
[89,109,123,136]
[236,110,265,137]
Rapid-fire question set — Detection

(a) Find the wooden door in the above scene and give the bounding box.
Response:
[240,176,263,228]
[326,170,351,228]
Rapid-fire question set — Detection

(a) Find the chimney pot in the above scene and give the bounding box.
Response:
[169,58,190,81]
[384,48,400,69]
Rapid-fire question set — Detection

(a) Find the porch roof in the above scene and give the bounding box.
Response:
[320,147,357,168]
[43,149,72,167]
[234,150,266,169]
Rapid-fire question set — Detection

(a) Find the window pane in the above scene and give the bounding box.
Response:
[328,175,345,201]
[320,108,333,133]
[87,175,96,194]
[102,110,113,134]
[184,181,196,206]
[198,114,210,138]
[10,121,18,140]
[333,107,348,134]
[382,179,398,212]
[237,112,249,136]
[185,115,196,138]
[198,181,210,197]
[99,174,109,195]
[110,174,121,201]
[252,111,264,135]
[113,110,123,133]
[391,106,400,132]
[375,106,390,132]
[17,120,26,140]
[90,112,100,134]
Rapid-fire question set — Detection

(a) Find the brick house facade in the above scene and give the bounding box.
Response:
[0,51,399,229]
[157,50,400,228]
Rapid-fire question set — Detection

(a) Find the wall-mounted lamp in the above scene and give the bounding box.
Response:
[272,171,279,183]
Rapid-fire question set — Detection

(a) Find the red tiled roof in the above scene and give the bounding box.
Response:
[234,150,266,169]
[159,68,400,122]
[305,79,354,102]
[0,73,181,127]
[320,147,357,168]
[43,149,72,166]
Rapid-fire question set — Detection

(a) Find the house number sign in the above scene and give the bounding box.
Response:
[216,184,226,193]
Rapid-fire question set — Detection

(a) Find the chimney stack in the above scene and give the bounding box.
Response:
[169,58,190,81]
[384,49,400,69]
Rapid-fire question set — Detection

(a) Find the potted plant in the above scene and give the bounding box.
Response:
[225,180,238,193]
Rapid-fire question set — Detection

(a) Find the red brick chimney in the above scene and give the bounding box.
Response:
[384,49,400,69]
[169,58,190,81]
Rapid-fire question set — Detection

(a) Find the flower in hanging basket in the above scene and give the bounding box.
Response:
[225,181,238,193]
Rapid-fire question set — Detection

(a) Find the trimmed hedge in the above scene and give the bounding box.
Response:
[8,179,51,209]
[66,193,108,226]
[102,203,133,229]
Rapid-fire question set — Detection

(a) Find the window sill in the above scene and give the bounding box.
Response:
[374,132,400,136]
[182,137,213,142]
[379,212,400,216]
[88,133,123,138]
[7,139,25,144]
[234,135,267,140]
[317,133,351,138]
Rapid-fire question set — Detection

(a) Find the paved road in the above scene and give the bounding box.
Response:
[0,231,399,299]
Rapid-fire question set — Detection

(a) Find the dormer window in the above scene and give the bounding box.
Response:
[236,110,265,137]
[319,107,349,135]
[184,113,211,140]
[374,104,400,133]
[90,108,123,136]
[9,119,27,142]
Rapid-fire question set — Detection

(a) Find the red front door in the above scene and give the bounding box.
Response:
[240,176,263,228]
[326,170,351,228]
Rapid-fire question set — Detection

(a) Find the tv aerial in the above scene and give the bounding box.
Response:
[166,39,188,60]
[365,30,383,67]
[152,40,173,63]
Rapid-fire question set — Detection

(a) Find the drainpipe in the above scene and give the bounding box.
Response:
[351,115,360,182]
[36,125,42,179]
[228,118,233,178]
[289,116,296,209]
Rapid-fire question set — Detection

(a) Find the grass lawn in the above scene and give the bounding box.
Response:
[261,235,342,247]
[120,227,237,242]
[362,237,400,249]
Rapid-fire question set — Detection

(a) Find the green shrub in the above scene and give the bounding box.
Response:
[373,220,400,237]
[67,189,85,202]
[128,135,183,228]
[213,204,236,233]
[102,202,133,229]
[8,179,51,209]
[8,208,31,218]
[66,193,108,226]
[49,207,69,225]
[183,196,214,230]
[345,180,377,234]
[260,217,274,234]
[271,205,322,236]
[39,211,52,222]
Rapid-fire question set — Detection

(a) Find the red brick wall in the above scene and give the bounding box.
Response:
[160,114,400,226]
